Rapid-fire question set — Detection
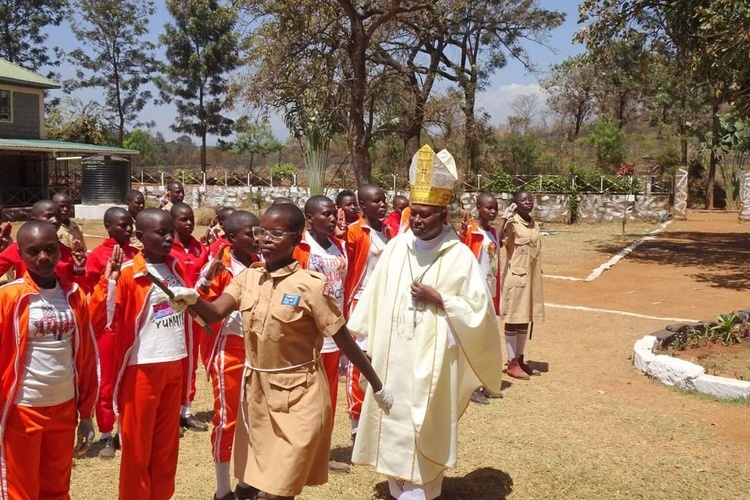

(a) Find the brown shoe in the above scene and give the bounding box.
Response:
[470,388,491,405]
[519,354,541,376]
[329,459,351,474]
[507,358,531,380]
[481,387,504,399]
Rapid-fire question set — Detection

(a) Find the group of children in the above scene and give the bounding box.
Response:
[0,179,543,500]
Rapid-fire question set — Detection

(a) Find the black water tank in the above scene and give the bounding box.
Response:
[80,155,131,204]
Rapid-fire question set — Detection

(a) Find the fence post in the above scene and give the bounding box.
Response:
[477,174,482,191]
[600,176,604,192]
[247,173,250,187]
[292,173,297,187]
[224,172,228,187]
[270,173,273,188]
[160,171,164,188]
[539,175,543,191]
[202,172,206,187]
[392,173,396,192]
[140,170,143,184]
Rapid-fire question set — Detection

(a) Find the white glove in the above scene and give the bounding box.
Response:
[168,286,199,311]
[501,203,517,220]
[75,419,95,457]
[373,386,394,414]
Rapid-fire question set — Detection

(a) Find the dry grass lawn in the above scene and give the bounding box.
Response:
[66,213,750,499]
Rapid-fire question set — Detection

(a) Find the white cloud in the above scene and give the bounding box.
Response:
[476,82,551,127]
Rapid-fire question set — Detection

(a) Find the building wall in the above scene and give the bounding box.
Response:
[0,89,42,139]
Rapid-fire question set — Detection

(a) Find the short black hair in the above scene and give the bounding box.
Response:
[512,190,531,204]
[216,206,235,222]
[335,189,356,206]
[169,202,193,218]
[393,195,408,205]
[29,200,57,218]
[357,184,382,203]
[125,189,144,202]
[17,219,57,245]
[136,207,171,231]
[52,192,71,203]
[271,197,293,206]
[103,206,130,225]
[167,180,183,192]
[263,204,306,234]
[476,192,496,206]
[304,195,334,215]
[225,210,259,236]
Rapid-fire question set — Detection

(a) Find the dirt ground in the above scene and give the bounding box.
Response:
[67,212,750,499]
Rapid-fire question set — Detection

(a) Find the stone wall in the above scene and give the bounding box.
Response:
[138,185,671,223]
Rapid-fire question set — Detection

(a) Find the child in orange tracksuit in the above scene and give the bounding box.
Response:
[169,202,209,431]
[459,193,510,402]
[90,209,188,499]
[197,211,259,500]
[0,220,97,499]
[84,207,140,459]
[341,185,393,441]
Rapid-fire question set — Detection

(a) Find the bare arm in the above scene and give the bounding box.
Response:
[333,326,383,393]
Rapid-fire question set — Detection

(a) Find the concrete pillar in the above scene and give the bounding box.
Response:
[739,171,750,221]
[672,167,688,220]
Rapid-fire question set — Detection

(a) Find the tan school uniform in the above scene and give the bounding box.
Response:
[58,221,87,253]
[227,261,345,497]
[501,213,545,324]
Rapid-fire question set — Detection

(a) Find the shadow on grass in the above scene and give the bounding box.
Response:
[593,231,750,290]
[193,409,214,423]
[373,467,513,499]
[330,444,353,464]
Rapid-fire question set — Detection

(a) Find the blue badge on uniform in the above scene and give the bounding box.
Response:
[281,293,300,307]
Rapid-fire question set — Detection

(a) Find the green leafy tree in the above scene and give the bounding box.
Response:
[543,55,598,140]
[579,115,626,170]
[65,0,159,146]
[0,0,68,70]
[231,117,282,174]
[158,0,239,172]
[46,98,114,145]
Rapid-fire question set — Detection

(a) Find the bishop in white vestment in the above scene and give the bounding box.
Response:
[347,146,504,499]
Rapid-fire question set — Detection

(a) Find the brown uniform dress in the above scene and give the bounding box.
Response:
[501,213,545,323]
[227,261,345,497]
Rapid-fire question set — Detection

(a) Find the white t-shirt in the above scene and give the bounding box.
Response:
[220,254,247,338]
[17,285,76,406]
[305,234,346,353]
[353,228,387,301]
[478,228,499,297]
[128,263,188,365]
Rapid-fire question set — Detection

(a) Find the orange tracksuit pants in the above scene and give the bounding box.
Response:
[346,299,366,422]
[182,321,201,406]
[95,329,116,433]
[3,399,77,500]
[321,350,341,422]
[119,360,183,500]
[208,334,245,463]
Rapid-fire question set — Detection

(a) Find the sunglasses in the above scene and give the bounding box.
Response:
[251,226,298,243]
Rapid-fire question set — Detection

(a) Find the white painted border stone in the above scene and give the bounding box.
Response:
[633,334,750,399]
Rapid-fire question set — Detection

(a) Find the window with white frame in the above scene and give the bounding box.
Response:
[0,90,10,121]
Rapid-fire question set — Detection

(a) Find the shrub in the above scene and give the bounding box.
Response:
[579,115,626,170]
[269,162,297,185]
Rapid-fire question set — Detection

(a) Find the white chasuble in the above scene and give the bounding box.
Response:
[347,226,503,484]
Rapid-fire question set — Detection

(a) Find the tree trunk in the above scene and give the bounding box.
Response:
[706,100,720,209]
[464,87,479,174]
[201,133,207,173]
[347,27,371,189]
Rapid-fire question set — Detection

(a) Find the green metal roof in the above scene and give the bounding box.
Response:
[0,58,60,89]
[0,138,139,155]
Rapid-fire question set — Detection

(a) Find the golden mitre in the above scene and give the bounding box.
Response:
[408,144,458,206]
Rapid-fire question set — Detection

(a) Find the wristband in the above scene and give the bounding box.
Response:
[198,276,212,288]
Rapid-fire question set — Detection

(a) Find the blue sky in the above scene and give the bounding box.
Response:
[46,0,583,143]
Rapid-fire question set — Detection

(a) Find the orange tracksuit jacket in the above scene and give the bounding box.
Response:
[88,252,187,414]
[342,219,394,422]
[0,273,97,498]
[460,220,501,313]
